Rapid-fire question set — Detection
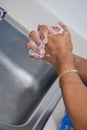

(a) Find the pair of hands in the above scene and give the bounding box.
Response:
[27,22,73,67]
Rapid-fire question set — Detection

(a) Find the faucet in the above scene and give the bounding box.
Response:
[0,7,6,21]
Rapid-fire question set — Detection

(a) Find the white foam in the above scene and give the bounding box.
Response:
[29,25,64,58]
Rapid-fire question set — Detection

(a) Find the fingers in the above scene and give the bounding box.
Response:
[29,31,42,46]
[29,54,40,60]
[49,26,60,33]
[27,42,40,52]
[29,30,46,50]
[57,21,68,31]
[28,30,46,58]
[27,42,45,58]
[27,21,69,62]
[38,22,65,40]
[27,42,40,59]
[38,25,48,39]
[38,24,61,44]
[27,41,52,62]
[57,22,71,38]
[29,22,66,47]
[38,25,48,44]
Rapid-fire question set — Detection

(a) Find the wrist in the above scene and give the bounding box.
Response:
[55,53,75,75]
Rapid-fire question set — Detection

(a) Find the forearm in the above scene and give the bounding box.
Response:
[56,53,87,130]
[73,54,87,85]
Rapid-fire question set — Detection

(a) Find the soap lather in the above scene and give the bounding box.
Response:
[28,24,64,58]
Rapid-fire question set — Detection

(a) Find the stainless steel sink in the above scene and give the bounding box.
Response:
[0,14,60,130]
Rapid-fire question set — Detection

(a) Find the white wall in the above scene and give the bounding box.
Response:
[38,0,87,41]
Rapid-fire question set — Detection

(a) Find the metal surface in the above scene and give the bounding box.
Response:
[0,15,60,130]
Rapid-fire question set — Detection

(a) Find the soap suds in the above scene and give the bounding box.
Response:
[29,24,64,58]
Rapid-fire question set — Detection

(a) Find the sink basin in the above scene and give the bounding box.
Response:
[0,15,60,130]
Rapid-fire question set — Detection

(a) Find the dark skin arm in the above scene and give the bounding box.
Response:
[73,54,87,85]
[56,53,87,130]
[27,23,87,130]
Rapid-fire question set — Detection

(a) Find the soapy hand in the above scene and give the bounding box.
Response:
[27,22,73,66]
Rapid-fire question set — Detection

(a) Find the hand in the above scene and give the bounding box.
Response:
[27,22,73,66]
